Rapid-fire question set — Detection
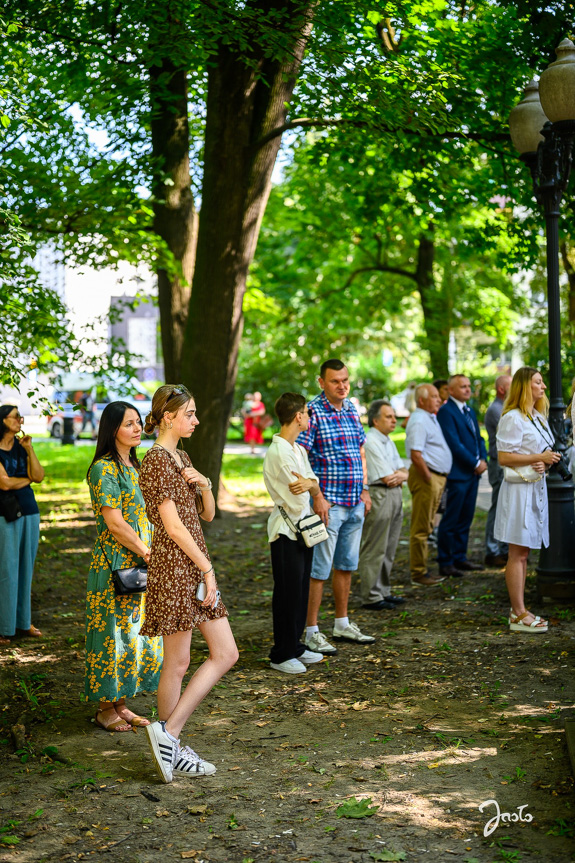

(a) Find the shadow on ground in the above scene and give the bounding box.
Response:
[1,487,574,863]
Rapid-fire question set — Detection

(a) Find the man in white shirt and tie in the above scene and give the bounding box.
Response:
[357,400,408,609]
[405,384,453,586]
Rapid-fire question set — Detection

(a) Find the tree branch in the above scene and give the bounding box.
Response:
[277,262,416,326]
[256,116,510,150]
[14,20,139,66]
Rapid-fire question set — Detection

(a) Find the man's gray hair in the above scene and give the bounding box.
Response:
[367,399,392,427]
[415,384,431,404]
[448,373,468,384]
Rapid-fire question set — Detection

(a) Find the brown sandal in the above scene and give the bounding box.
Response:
[113,702,150,727]
[0,636,11,646]
[127,714,150,727]
[94,711,133,733]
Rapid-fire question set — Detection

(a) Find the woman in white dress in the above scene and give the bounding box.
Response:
[494,367,560,633]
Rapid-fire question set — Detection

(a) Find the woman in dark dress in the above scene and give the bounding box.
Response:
[0,405,44,644]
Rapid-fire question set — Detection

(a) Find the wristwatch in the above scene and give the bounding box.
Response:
[362,484,369,491]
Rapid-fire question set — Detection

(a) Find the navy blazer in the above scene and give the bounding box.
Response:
[437,398,487,480]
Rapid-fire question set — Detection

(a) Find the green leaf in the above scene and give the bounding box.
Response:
[336,796,379,819]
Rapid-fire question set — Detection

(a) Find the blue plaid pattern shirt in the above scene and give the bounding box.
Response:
[298,393,366,507]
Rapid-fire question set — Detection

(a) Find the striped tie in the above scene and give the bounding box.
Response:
[463,406,479,458]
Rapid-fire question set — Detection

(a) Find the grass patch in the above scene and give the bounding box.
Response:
[221,454,267,504]
[32,441,269,507]
[389,429,406,459]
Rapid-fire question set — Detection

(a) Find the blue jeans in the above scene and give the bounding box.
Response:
[0,513,40,636]
[311,501,365,581]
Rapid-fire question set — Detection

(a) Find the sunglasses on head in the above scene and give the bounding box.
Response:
[166,386,189,400]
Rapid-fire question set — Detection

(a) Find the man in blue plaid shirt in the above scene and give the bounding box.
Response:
[298,359,376,655]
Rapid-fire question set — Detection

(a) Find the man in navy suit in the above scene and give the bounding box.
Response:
[436,374,487,577]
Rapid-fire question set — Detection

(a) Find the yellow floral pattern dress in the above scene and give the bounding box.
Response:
[85,457,163,702]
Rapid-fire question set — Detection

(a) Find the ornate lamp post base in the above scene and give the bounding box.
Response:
[538,473,575,599]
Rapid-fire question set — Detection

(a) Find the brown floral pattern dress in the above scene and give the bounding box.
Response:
[139,446,228,636]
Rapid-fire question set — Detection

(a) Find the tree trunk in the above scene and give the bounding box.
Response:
[150,57,198,382]
[415,231,450,378]
[180,1,315,495]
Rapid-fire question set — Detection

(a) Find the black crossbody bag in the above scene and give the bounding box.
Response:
[0,492,23,522]
[98,536,147,595]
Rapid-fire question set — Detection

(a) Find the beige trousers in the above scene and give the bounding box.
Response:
[357,485,403,603]
[407,466,446,577]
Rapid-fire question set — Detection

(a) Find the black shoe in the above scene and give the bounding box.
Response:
[485,554,507,568]
[385,595,406,605]
[361,600,396,610]
[455,560,485,572]
[439,565,464,578]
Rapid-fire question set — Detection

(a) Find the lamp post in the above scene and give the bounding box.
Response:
[509,38,575,600]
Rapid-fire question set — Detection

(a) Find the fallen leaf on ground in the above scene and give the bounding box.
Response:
[187,805,209,815]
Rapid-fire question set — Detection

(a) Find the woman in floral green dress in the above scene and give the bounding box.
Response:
[85,402,163,732]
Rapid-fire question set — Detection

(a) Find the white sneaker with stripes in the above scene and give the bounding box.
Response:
[173,743,217,777]
[146,720,176,783]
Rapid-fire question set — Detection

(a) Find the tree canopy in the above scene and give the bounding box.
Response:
[2,0,573,489]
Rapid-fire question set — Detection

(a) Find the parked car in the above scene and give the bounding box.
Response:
[47,405,85,439]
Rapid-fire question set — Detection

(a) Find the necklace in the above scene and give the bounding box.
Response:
[154,443,183,467]
[154,442,178,455]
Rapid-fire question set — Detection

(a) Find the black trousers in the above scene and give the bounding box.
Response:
[269,535,313,664]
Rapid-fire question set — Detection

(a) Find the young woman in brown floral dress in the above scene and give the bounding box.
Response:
[139,385,238,783]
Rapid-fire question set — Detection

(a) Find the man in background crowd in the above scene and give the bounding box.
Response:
[405,384,453,587]
[357,400,408,610]
[437,374,487,578]
[484,374,511,567]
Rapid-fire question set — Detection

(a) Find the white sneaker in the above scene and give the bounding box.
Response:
[304,630,338,655]
[173,743,217,777]
[146,721,176,783]
[270,658,307,674]
[299,649,323,664]
[332,621,376,644]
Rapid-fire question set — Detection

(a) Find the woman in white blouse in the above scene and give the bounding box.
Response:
[494,367,560,633]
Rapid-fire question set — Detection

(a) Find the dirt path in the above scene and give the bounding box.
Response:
[1,491,574,863]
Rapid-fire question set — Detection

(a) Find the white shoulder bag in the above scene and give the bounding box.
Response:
[503,465,544,484]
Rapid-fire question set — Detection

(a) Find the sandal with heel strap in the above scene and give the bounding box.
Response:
[508,608,547,625]
[509,611,548,633]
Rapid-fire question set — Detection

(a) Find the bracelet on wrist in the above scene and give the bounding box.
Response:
[201,565,214,576]
[198,477,213,491]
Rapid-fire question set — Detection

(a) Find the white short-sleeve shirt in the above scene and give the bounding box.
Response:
[263,434,319,543]
[364,427,404,485]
